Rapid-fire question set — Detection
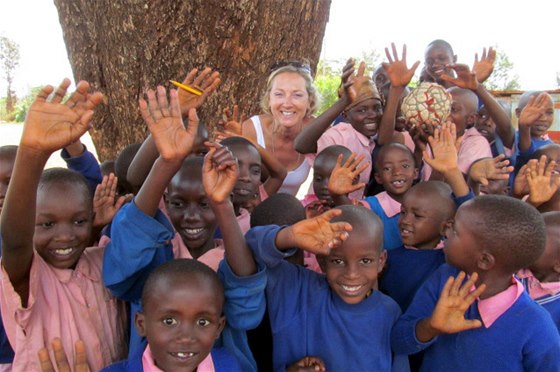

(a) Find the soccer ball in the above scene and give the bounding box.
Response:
[401,82,452,126]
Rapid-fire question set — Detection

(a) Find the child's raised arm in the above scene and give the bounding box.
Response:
[518,93,551,152]
[378,43,419,146]
[293,59,357,154]
[526,155,560,208]
[203,143,257,276]
[0,79,103,303]
[135,87,198,216]
[441,61,514,148]
[127,67,220,190]
[328,153,369,206]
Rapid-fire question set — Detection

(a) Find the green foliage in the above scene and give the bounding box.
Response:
[12,86,43,122]
[483,47,521,91]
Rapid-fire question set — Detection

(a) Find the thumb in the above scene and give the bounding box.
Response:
[478,177,489,187]
[461,318,483,331]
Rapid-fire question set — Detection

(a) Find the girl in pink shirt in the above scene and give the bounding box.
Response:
[0,80,127,370]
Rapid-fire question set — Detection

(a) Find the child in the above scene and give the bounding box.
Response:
[295,44,419,199]
[391,195,560,370]
[103,86,265,372]
[0,80,127,370]
[246,205,409,371]
[380,181,455,312]
[423,39,456,88]
[114,143,142,195]
[517,211,560,331]
[365,143,419,250]
[103,259,240,371]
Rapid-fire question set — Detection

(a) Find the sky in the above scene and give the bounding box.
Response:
[1,0,559,97]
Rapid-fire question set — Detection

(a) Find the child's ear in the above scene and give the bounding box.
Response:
[215,315,226,340]
[374,172,382,184]
[515,107,521,118]
[466,113,478,127]
[413,167,420,180]
[477,250,495,271]
[135,312,146,337]
[377,250,388,272]
[440,219,453,237]
[553,260,560,275]
[453,54,458,63]
[163,192,169,204]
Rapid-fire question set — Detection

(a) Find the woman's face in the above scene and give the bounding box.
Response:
[269,72,310,129]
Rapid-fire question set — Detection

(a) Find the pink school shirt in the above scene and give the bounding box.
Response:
[517,269,560,300]
[0,247,127,371]
[309,123,376,200]
[171,234,224,271]
[142,344,215,372]
[477,276,524,327]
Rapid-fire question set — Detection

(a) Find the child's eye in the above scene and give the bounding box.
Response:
[170,201,184,208]
[360,258,374,264]
[199,200,210,209]
[330,258,344,266]
[74,219,87,226]
[250,166,261,176]
[162,317,178,326]
[39,221,54,228]
[402,164,410,169]
[314,176,323,183]
[197,318,211,327]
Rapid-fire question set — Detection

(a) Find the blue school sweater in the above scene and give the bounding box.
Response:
[365,195,402,250]
[102,201,266,372]
[102,342,240,372]
[391,264,560,371]
[380,246,445,312]
[519,277,560,332]
[246,225,410,372]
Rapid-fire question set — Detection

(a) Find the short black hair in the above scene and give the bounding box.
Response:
[39,167,92,203]
[220,136,258,152]
[315,145,352,167]
[406,181,455,219]
[115,143,142,194]
[531,143,560,160]
[426,39,454,56]
[463,195,546,273]
[331,205,384,253]
[141,258,224,309]
[374,143,415,173]
[0,145,18,160]
[250,193,305,228]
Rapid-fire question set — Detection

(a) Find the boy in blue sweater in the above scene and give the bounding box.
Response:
[380,181,455,312]
[246,205,409,371]
[391,195,560,371]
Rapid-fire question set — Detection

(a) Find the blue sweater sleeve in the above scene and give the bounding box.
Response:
[390,265,456,355]
[218,259,266,331]
[102,200,175,302]
[61,146,102,193]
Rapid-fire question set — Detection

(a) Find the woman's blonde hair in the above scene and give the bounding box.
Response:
[260,65,321,116]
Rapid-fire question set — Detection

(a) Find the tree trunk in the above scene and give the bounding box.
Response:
[54,0,331,161]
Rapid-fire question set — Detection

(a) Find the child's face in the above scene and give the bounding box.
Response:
[230,145,261,208]
[479,179,509,196]
[443,205,479,273]
[344,98,384,138]
[528,223,560,280]
[0,155,15,215]
[528,94,554,138]
[312,156,338,205]
[399,191,447,249]
[449,93,475,135]
[136,275,225,371]
[424,44,455,83]
[269,72,310,129]
[374,148,418,199]
[474,108,496,143]
[323,234,386,305]
[165,171,216,251]
[34,183,92,269]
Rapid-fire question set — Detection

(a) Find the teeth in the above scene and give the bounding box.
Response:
[392,180,404,186]
[281,111,294,117]
[175,352,195,358]
[55,248,73,255]
[185,228,203,234]
[342,284,362,292]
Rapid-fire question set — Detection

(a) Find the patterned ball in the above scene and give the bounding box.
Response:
[401,82,452,126]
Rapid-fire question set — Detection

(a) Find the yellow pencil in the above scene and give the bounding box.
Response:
[169,80,203,96]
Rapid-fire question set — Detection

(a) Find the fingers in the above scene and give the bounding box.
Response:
[384,47,393,64]
[168,89,182,118]
[36,85,55,102]
[157,86,171,117]
[185,107,200,134]
[38,347,55,372]
[51,338,71,372]
[73,340,89,372]
[356,61,366,77]
[51,78,72,104]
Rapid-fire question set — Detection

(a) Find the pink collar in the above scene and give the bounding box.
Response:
[517,269,560,299]
[477,276,524,327]
[142,345,215,372]
[339,122,376,148]
[375,191,401,218]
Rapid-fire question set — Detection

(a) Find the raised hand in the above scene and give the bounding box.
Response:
[290,208,352,255]
[345,60,370,104]
[177,67,221,115]
[440,64,478,90]
[222,105,246,135]
[92,173,129,228]
[139,87,198,162]
[338,58,357,101]
[21,79,103,154]
[429,272,486,334]
[202,142,238,204]
[527,155,560,206]
[382,43,420,87]
[38,338,90,372]
[287,356,326,372]
[472,47,496,84]
[328,153,368,197]
[519,92,551,127]
[423,122,459,174]
[305,199,331,219]
[468,154,513,186]
[512,162,532,198]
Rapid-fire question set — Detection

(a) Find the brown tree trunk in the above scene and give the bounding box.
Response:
[54,0,331,161]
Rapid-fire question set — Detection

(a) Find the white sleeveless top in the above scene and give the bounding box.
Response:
[250,115,311,196]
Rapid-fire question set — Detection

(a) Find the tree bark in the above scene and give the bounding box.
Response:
[54,0,331,161]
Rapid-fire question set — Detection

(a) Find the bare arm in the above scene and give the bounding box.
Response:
[1,79,103,304]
